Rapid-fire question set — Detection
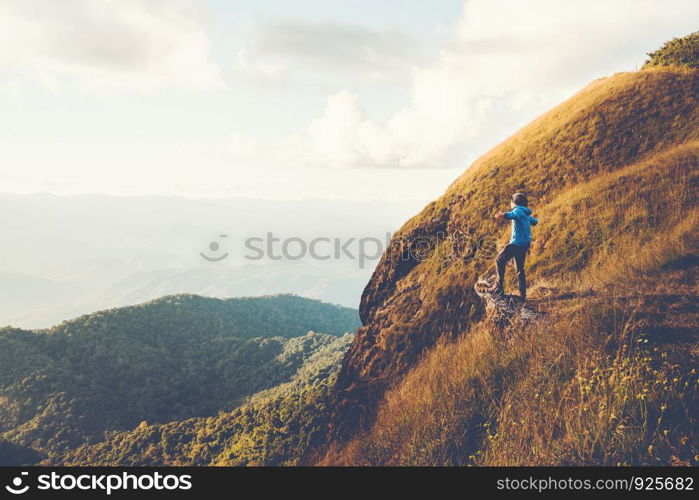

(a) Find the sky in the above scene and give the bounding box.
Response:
[0,0,697,203]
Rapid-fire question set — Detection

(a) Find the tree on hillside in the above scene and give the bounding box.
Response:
[643,31,699,69]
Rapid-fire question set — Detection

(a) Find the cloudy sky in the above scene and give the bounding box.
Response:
[0,0,697,202]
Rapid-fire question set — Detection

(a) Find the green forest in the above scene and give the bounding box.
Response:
[0,294,359,465]
[59,333,352,466]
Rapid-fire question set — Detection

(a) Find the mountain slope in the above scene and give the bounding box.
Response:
[323,64,698,458]
[0,294,360,462]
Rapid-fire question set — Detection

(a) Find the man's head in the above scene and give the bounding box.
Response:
[511,192,528,207]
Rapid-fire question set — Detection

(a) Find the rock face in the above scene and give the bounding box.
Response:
[326,68,699,445]
[473,278,542,330]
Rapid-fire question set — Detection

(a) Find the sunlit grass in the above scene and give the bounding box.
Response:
[328,69,698,465]
[334,291,696,465]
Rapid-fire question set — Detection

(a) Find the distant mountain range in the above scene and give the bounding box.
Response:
[0,194,412,328]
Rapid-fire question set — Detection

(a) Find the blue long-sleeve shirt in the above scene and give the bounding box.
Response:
[504,205,538,246]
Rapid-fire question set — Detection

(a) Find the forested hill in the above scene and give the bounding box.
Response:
[58,332,354,466]
[0,294,360,463]
[40,293,359,339]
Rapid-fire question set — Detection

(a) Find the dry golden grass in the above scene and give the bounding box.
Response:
[362,68,698,316]
[526,141,698,286]
[356,67,698,364]
[333,170,698,466]
[327,69,699,466]
[344,323,508,466]
[336,287,697,465]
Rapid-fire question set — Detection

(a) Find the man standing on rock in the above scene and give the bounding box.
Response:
[489,193,538,300]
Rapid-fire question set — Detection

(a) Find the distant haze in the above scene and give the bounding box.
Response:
[0,193,413,328]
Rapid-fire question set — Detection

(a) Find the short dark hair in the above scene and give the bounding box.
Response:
[511,193,528,206]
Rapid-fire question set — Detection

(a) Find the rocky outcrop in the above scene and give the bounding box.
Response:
[473,278,542,331]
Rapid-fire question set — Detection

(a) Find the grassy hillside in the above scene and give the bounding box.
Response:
[328,142,698,465]
[322,58,698,464]
[0,294,360,463]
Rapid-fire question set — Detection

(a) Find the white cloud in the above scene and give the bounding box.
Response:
[230,91,398,169]
[0,0,224,91]
[230,0,699,169]
[233,19,423,82]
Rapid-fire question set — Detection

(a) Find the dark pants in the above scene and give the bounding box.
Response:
[495,243,529,298]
